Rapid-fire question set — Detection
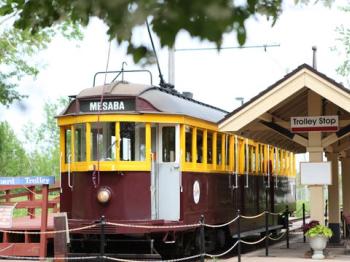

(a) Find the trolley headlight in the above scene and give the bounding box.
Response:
[97,187,112,203]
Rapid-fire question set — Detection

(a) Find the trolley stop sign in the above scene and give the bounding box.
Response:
[291,115,338,132]
[0,176,55,186]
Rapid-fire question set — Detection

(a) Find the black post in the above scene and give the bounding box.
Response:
[302,203,306,243]
[237,209,241,262]
[285,205,289,249]
[100,215,106,262]
[265,210,269,256]
[200,215,205,262]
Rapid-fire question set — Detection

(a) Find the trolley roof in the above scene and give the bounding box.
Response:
[59,81,228,123]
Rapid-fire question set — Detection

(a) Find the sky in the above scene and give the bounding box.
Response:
[1,1,349,141]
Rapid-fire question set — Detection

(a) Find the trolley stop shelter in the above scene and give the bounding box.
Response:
[219,63,350,243]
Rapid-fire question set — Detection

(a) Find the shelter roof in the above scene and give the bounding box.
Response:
[219,64,350,153]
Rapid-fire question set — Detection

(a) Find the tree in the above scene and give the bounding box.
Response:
[3,0,284,65]
[23,98,68,178]
[0,5,82,106]
[0,121,30,176]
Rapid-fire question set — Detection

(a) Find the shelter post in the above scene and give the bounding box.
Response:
[326,152,340,243]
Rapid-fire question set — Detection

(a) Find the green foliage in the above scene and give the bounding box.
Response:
[23,97,68,179]
[295,200,309,217]
[0,1,83,106]
[4,0,283,65]
[305,224,333,238]
[0,121,30,176]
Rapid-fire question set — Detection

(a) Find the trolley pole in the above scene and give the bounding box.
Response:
[100,215,106,262]
[200,215,205,262]
[285,205,289,249]
[237,209,241,262]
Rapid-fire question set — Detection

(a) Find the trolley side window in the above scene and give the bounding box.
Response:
[185,126,193,162]
[197,129,203,163]
[91,122,116,161]
[64,127,71,163]
[207,131,213,164]
[217,133,222,165]
[120,122,146,161]
[74,123,86,162]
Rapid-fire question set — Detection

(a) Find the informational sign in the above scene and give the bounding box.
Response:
[0,205,15,228]
[80,99,135,112]
[0,176,55,186]
[291,115,338,132]
[300,162,332,185]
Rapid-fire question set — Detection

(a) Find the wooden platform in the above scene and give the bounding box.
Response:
[5,214,55,231]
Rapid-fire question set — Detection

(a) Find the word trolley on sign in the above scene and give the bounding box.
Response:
[290,115,338,132]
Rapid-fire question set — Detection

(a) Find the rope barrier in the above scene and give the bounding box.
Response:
[105,254,202,262]
[205,240,239,258]
[0,223,98,235]
[268,209,286,216]
[204,215,239,228]
[106,221,200,230]
[240,235,267,245]
[268,230,287,241]
[240,211,266,220]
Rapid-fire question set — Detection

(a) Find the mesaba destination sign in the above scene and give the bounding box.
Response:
[80,99,135,112]
[291,115,338,132]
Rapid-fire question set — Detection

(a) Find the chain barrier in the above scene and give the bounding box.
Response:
[204,215,239,228]
[205,240,239,258]
[240,211,266,219]
[268,230,287,241]
[106,221,200,230]
[0,223,98,235]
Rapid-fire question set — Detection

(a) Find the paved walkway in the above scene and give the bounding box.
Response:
[221,232,350,262]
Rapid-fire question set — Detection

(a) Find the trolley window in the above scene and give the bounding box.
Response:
[162,126,176,162]
[120,122,146,161]
[217,133,222,165]
[65,128,71,163]
[185,126,193,162]
[91,122,116,161]
[74,124,86,162]
[225,135,229,166]
[197,129,203,163]
[207,131,213,164]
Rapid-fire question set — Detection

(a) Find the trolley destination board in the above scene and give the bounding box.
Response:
[80,99,135,113]
[291,115,338,132]
[0,176,55,186]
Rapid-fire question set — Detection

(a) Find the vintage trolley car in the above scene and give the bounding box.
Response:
[57,71,296,256]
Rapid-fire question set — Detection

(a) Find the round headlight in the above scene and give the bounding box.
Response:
[97,187,111,203]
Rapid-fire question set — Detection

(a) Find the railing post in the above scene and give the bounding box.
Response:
[39,184,49,260]
[265,210,269,256]
[285,205,289,249]
[302,203,306,243]
[199,215,205,262]
[100,215,106,262]
[237,209,241,262]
